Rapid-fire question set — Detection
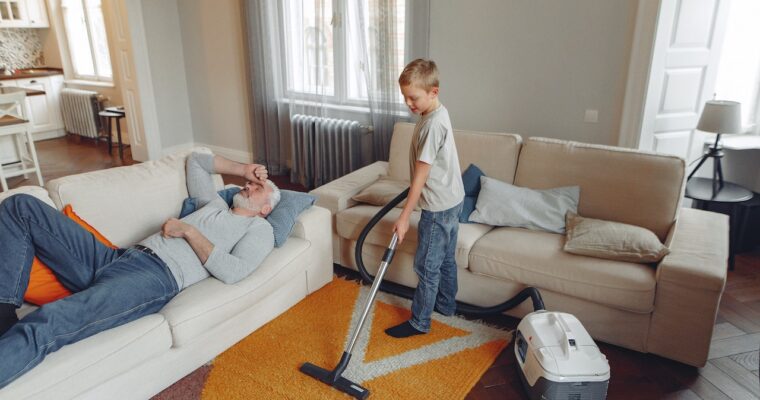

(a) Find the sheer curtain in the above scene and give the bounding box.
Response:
[244,0,429,184]
[713,0,760,135]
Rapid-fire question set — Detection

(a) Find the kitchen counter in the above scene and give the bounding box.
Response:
[0,67,63,81]
[0,86,45,96]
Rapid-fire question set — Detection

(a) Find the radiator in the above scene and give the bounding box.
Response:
[60,88,102,138]
[290,114,368,189]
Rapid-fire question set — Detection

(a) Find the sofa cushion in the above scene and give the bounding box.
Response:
[336,205,493,269]
[468,227,656,313]
[513,137,685,241]
[460,164,485,223]
[469,176,579,234]
[159,237,311,346]
[351,175,410,208]
[564,213,670,263]
[45,148,224,248]
[387,122,522,185]
[25,205,118,306]
[1,314,171,399]
[180,187,317,248]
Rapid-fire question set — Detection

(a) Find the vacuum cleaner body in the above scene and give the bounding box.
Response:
[515,311,610,400]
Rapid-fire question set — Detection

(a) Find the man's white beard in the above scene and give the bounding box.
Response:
[232,193,260,214]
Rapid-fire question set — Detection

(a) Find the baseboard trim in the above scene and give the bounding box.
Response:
[33,129,66,141]
[163,141,253,164]
[161,142,198,157]
[195,142,253,164]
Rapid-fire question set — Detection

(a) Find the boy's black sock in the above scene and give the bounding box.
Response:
[385,321,425,338]
[0,303,19,337]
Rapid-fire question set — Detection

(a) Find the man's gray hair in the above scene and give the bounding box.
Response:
[266,180,281,210]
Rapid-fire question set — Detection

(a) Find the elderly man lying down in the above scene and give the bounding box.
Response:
[0,152,280,388]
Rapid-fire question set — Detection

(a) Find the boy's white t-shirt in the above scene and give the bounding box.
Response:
[409,104,465,212]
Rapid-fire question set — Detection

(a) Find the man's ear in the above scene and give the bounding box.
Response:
[260,204,273,217]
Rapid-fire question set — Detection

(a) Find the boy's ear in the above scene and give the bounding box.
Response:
[429,87,439,97]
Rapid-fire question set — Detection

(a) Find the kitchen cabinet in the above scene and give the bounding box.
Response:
[14,75,63,134]
[0,0,48,28]
[22,0,47,27]
[0,75,64,164]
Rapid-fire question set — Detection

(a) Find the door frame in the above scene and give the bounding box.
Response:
[618,0,661,149]
[121,0,162,161]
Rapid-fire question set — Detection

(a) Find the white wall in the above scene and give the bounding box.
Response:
[177,0,253,161]
[135,0,639,159]
[429,0,637,145]
[137,0,194,150]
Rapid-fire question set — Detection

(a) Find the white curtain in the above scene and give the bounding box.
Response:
[244,0,429,184]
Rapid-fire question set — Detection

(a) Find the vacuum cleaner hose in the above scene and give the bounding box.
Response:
[354,189,545,315]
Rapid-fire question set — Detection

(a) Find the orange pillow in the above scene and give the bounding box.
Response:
[23,205,117,306]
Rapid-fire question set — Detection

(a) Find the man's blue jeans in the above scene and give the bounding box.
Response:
[0,194,178,388]
[409,202,463,333]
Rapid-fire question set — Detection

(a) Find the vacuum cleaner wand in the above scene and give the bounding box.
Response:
[300,233,400,399]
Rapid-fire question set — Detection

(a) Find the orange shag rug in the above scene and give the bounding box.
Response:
[198,278,510,399]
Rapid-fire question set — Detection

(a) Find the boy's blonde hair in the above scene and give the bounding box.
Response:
[398,59,439,91]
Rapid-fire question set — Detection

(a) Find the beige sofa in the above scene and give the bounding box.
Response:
[0,148,333,400]
[311,122,728,367]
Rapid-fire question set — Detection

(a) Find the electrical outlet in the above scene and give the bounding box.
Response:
[584,109,599,123]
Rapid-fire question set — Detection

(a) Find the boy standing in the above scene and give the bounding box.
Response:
[386,59,465,338]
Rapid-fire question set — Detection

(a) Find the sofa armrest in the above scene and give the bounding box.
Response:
[309,161,389,214]
[0,186,57,209]
[647,207,728,367]
[290,205,333,293]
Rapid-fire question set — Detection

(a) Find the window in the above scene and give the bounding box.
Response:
[281,0,406,105]
[714,0,760,134]
[61,0,112,81]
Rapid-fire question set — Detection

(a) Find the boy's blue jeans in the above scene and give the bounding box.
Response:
[409,201,463,333]
[0,194,178,389]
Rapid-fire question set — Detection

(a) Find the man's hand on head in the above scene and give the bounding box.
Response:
[243,164,268,184]
[162,218,194,239]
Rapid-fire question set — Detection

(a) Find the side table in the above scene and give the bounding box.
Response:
[685,177,753,270]
[98,110,126,159]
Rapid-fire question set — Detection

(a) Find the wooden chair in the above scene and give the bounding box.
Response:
[0,92,44,192]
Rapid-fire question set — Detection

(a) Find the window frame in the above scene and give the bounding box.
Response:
[277,0,409,111]
[60,0,112,83]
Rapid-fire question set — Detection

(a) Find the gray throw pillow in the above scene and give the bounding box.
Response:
[469,176,579,234]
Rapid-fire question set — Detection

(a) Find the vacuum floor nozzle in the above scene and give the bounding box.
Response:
[299,362,369,399]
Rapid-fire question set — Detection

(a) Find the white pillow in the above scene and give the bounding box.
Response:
[469,176,579,234]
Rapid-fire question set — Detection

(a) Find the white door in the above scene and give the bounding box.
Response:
[15,77,54,133]
[639,0,731,169]
[107,0,155,161]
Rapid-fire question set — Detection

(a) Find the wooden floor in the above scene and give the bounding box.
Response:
[5,135,135,191]
[13,137,760,399]
[335,254,760,400]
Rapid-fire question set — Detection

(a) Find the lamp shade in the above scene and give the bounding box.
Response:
[696,100,742,134]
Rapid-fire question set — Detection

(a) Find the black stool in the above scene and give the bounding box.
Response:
[98,110,126,159]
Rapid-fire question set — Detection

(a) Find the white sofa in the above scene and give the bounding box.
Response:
[0,148,333,400]
[312,122,729,368]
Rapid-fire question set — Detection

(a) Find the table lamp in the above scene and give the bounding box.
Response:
[687,100,742,196]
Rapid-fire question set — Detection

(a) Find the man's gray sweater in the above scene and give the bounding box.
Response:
[139,153,274,289]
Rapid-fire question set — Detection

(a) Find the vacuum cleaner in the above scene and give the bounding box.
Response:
[301,189,610,399]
